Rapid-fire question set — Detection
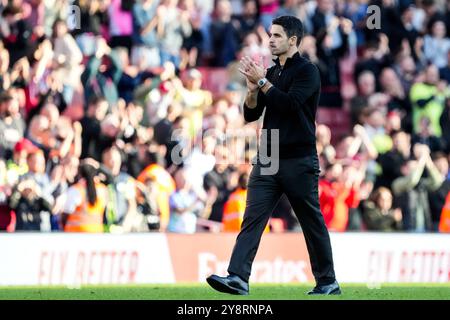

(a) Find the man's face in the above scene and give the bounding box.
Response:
[102,149,121,176]
[380,69,398,89]
[434,157,449,176]
[425,65,439,84]
[358,73,375,96]
[217,0,232,18]
[318,0,334,13]
[28,153,45,174]
[432,21,446,39]
[386,113,401,131]
[2,98,19,117]
[400,56,415,75]
[95,101,109,121]
[377,191,392,211]
[243,0,257,16]
[402,7,413,23]
[41,104,59,127]
[5,14,19,25]
[393,132,410,152]
[269,25,293,56]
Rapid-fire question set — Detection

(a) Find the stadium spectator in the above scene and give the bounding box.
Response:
[0,5,34,67]
[354,33,391,87]
[335,124,378,163]
[50,154,80,228]
[80,96,108,158]
[203,145,238,223]
[80,37,122,107]
[108,0,134,54]
[360,107,390,154]
[391,143,444,232]
[384,3,420,59]
[9,175,52,231]
[411,116,445,153]
[376,130,411,189]
[423,19,450,69]
[362,186,402,231]
[349,70,376,125]
[25,0,45,36]
[300,34,318,62]
[319,161,363,231]
[379,67,411,114]
[157,0,192,66]
[62,162,109,232]
[393,54,418,94]
[427,152,450,231]
[222,171,249,232]
[183,134,216,201]
[0,92,24,160]
[132,0,162,69]
[208,0,240,67]
[312,0,353,107]
[258,0,279,31]
[179,0,204,69]
[275,0,300,18]
[222,170,271,232]
[115,47,154,103]
[11,149,56,230]
[5,138,36,188]
[410,64,450,137]
[385,110,403,136]
[137,150,176,230]
[167,167,204,233]
[178,68,213,139]
[232,0,260,42]
[0,137,37,230]
[20,149,55,201]
[51,19,83,105]
[316,123,336,166]
[72,0,107,40]
[98,146,141,232]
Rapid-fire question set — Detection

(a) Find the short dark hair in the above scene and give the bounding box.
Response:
[238,172,249,189]
[88,95,107,107]
[431,151,447,161]
[1,5,22,17]
[271,15,304,46]
[0,92,14,104]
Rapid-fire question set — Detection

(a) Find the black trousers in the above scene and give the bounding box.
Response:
[227,154,336,285]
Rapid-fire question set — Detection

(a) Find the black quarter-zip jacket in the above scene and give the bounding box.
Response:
[243,52,320,159]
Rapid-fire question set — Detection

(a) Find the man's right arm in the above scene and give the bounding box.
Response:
[243,90,265,122]
[245,90,258,108]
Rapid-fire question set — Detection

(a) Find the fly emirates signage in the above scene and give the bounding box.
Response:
[0,233,449,285]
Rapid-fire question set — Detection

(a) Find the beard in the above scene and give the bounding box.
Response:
[270,45,288,57]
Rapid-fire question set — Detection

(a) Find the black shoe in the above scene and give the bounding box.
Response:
[206,274,249,295]
[307,281,341,295]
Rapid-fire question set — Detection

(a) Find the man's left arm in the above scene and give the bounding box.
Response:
[260,63,320,113]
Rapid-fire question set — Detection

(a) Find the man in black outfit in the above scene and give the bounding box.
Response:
[206,16,340,296]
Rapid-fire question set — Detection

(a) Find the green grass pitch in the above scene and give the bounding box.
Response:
[0,283,449,300]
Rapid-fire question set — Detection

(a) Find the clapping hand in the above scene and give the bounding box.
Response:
[238,56,266,90]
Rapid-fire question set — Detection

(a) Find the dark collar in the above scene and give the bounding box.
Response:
[272,52,301,68]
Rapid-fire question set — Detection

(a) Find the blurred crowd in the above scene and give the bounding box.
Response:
[0,0,449,233]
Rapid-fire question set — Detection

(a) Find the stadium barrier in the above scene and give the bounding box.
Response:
[0,233,449,286]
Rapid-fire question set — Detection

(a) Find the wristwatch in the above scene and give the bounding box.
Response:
[257,78,268,88]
